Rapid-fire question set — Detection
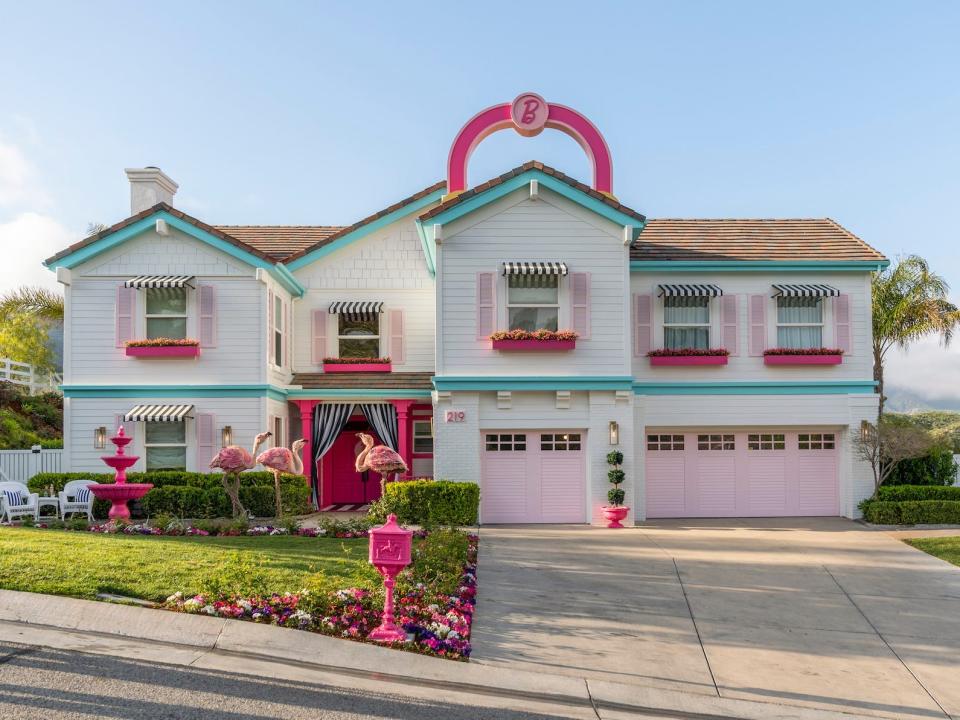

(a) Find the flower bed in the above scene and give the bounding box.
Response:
[489,329,578,351]
[125,338,200,358]
[763,348,843,365]
[647,348,729,366]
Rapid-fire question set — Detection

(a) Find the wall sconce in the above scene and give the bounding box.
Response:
[221,425,233,448]
[608,420,620,446]
[94,426,107,449]
[860,420,875,442]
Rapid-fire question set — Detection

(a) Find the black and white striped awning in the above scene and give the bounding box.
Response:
[328,301,384,321]
[501,261,568,276]
[123,404,194,423]
[772,284,840,298]
[124,275,195,289]
[657,284,723,297]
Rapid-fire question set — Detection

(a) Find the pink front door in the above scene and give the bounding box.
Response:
[328,431,382,504]
[481,431,586,523]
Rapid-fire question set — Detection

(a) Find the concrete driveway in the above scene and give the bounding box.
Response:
[470,519,960,720]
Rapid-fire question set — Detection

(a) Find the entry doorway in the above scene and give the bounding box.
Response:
[327,423,383,505]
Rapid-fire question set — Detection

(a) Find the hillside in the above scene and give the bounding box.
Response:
[890,410,960,453]
[0,382,63,449]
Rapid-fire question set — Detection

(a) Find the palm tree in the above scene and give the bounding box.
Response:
[0,286,64,322]
[873,255,960,416]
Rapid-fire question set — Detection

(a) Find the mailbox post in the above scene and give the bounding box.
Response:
[367,513,413,642]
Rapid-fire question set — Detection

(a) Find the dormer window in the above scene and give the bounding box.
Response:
[503,262,567,332]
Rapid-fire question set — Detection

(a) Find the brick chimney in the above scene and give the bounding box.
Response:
[124,167,178,215]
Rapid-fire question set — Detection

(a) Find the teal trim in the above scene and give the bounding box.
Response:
[63,384,289,402]
[285,189,446,271]
[630,260,889,273]
[424,170,646,232]
[287,388,432,399]
[433,375,634,391]
[632,380,878,395]
[273,262,306,297]
[414,219,437,276]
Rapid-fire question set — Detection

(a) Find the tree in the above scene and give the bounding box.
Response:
[872,255,960,416]
[853,418,937,499]
[0,286,64,322]
[0,286,64,372]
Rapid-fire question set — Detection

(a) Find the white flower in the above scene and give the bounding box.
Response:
[203,606,216,615]
[183,598,202,611]
[165,592,183,603]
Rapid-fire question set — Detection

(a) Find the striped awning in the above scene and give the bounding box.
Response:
[124,275,195,289]
[501,261,568,276]
[123,404,194,423]
[772,283,840,298]
[328,301,384,321]
[657,284,723,297]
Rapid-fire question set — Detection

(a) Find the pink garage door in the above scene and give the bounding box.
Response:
[645,430,839,518]
[481,431,586,523]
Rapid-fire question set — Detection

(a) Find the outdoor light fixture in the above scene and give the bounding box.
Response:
[221,425,233,448]
[860,420,874,442]
[609,420,620,445]
[94,426,107,449]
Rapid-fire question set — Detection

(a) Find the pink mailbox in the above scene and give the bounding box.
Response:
[367,514,413,643]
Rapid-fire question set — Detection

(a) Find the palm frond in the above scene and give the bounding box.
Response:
[0,286,64,322]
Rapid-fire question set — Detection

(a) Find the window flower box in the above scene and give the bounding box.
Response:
[763,348,844,365]
[322,357,392,373]
[647,349,729,366]
[125,339,200,358]
[489,330,578,352]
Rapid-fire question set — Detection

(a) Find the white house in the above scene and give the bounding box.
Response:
[44,94,887,524]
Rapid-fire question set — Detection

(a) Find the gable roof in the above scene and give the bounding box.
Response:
[213,225,345,261]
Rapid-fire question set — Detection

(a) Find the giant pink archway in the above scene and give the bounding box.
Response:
[446,92,614,198]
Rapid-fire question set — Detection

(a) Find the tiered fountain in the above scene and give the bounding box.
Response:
[88,425,153,520]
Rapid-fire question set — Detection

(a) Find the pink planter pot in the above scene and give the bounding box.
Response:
[764,354,843,365]
[649,355,728,366]
[601,506,630,528]
[323,363,392,373]
[491,339,576,351]
[125,345,200,358]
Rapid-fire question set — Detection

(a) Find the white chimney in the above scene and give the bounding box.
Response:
[125,167,178,215]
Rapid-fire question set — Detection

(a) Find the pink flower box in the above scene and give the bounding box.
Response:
[125,345,200,358]
[649,355,728,366]
[764,354,843,365]
[491,339,576,351]
[323,363,392,373]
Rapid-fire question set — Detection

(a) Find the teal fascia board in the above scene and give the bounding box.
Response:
[433,376,634,392]
[632,380,878,395]
[285,189,445,272]
[63,384,289,402]
[414,219,437,276]
[287,388,432,399]
[630,260,889,273]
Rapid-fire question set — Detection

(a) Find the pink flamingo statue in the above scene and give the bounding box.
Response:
[209,431,271,518]
[257,437,306,518]
[355,432,408,497]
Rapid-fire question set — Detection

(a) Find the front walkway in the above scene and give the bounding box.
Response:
[471,518,960,720]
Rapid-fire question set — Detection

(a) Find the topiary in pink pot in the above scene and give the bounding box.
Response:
[601,450,629,528]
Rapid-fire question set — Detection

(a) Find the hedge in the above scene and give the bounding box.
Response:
[862,500,960,525]
[876,485,960,502]
[884,445,958,486]
[371,479,479,528]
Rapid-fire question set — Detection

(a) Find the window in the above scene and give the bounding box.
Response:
[145,287,187,339]
[413,421,434,453]
[663,296,710,349]
[698,434,735,451]
[540,433,582,451]
[799,433,835,450]
[748,433,785,450]
[144,422,187,470]
[507,275,559,331]
[776,297,822,349]
[338,315,380,358]
[647,434,684,451]
[273,296,284,366]
[272,415,284,448]
[485,433,526,451]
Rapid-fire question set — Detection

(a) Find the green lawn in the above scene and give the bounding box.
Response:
[904,536,960,567]
[0,528,372,602]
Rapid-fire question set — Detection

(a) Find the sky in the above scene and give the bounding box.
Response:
[0,1,958,402]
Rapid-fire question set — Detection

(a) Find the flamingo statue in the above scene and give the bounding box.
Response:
[209,431,272,518]
[257,437,306,518]
[355,432,408,497]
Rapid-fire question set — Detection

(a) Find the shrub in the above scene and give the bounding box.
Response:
[884,445,957,486]
[861,499,960,525]
[876,485,960,502]
[762,347,844,356]
[607,449,626,507]
[646,348,730,357]
[405,529,470,596]
[371,479,479,528]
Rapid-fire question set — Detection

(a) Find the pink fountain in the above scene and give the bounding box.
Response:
[88,426,153,520]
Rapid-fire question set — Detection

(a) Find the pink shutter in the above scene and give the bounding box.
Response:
[199,284,217,347]
[115,285,135,347]
[570,272,591,339]
[196,413,215,470]
[389,309,406,364]
[834,294,851,355]
[721,294,739,356]
[476,272,496,340]
[633,293,652,356]
[749,294,767,356]
[267,289,274,364]
[311,309,327,365]
[114,414,134,443]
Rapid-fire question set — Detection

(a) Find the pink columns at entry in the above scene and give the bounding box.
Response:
[394,399,414,478]
[296,400,317,504]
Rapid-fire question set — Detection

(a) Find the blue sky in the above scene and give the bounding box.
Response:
[0,1,958,401]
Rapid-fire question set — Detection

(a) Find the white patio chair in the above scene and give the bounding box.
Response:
[59,480,95,521]
[0,481,40,524]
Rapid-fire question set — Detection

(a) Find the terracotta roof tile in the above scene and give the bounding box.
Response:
[291,372,434,390]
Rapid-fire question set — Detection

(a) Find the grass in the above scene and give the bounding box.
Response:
[0,528,372,602]
[904,536,960,567]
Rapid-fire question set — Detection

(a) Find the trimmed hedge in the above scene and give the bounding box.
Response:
[876,485,960,502]
[371,479,479,528]
[862,500,960,525]
[885,445,958,486]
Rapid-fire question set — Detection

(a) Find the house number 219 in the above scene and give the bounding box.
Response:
[445,410,466,423]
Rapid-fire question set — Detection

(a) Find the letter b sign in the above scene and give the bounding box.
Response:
[510,92,549,137]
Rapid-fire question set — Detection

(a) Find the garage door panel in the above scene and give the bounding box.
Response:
[646,456,685,517]
[747,455,788,516]
[539,456,585,522]
[696,454,737,516]
[798,455,839,515]
[482,456,528,522]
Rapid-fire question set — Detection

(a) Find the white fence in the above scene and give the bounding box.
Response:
[0,358,62,395]
[0,448,63,483]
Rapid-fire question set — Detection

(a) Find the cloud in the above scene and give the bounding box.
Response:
[0,137,49,210]
[0,212,72,294]
[885,335,960,402]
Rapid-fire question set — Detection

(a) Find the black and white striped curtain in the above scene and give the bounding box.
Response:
[311,403,355,506]
[359,403,399,452]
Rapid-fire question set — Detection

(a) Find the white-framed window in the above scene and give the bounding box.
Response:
[663,296,710,349]
[540,433,582,451]
[799,433,835,450]
[338,315,380,358]
[748,433,785,451]
[697,434,735,451]
[776,297,823,348]
[144,422,187,470]
[413,420,434,453]
[647,434,684,451]
[145,287,188,339]
[485,433,527,451]
[272,415,284,448]
[273,295,284,366]
[507,275,559,331]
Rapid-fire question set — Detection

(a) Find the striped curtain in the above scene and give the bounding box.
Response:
[359,404,399,452]
[311,403,355,506]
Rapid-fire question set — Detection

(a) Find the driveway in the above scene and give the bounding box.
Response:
[470,518,960,720]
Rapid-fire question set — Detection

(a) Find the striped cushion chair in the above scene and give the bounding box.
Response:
[0,482,39,524]
[59,480,96,521]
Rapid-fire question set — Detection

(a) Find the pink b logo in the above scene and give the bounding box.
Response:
[510,92,549,137]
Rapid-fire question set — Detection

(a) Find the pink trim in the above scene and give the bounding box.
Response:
[649,355,729,366]
[125,345,200,358]
[764,354,843,365]
[491,338,576,351]
[322,362,392,373]
[395,399,413,480]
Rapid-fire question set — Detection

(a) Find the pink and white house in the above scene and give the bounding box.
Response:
[45,94,887,523]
